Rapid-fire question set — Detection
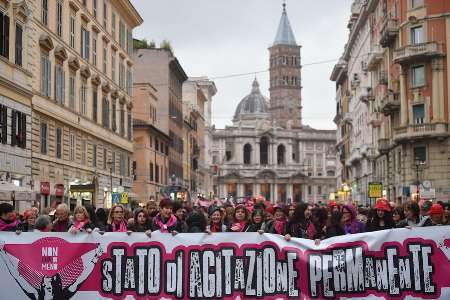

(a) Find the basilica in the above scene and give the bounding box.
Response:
[211,4,337,203]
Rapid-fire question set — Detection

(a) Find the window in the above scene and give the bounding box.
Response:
[103,1,108,29]
[92,89,98,122]
[155,138,159,151]
[410,0,424,9]
[41,55,51,97]
[260,137,269,165]
[0,11,10,59]
[81,27,90,60]
[126,68,132,95]
[150,162,154,181]
[413,104,425,124]
[308,186,312,195]
[111,52,116,81]
[111,151,115,173]
[102,97,109,128]
[42,0,48,25]
[11,110,26,148]
[127,29,133,54]
[119,61,125,89]
[92,32,98,66]
[410,26,423,45]
[103,42,108,73]
[103,147,107,169]
[111,98,116,131]
[69,133,75,161]
[243,144,252,165]
[81,140,87,164]
[70,13,76,48]
[55,127,62,159]
[277,144,285,165]
[56,1,63,37]
[412,65,425,87]
[155,164,159,183]
[93,0,98,18]
[127,109,132,140]
[414,146,426,162]
[92,144,97,167]
[69,74,76,110]
[120,153,125,176]
[0,104,6,144]
[119,105,124,136]
[15,24,22,66]
[55,64,65,104]
[119,20,125,48]
[40,122,47,154]
[80,79,87,115]
[111,12,116,40]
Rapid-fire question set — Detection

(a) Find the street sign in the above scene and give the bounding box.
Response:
[368,182,383,198]
[112,193,121,204]
[121,192,129,204]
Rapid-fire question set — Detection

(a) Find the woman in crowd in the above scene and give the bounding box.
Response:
[145,199,158,218]
[365,198,395,232]
[127,208,152,235]
[186,209,207,233]
[325,211,345,238]
[392,206,405,227]
[227,205,250,232]
[206,207,227,233]
[19,209,37,232]
[443,203,450,225]
[428,204,445,226]
[151,198,183,234]
[265,205,289,235]
[285,202,308,240]
[247,209,268,232]
[306,207,328,240]
[95,208,108,231]
[397,200,431,227]
[341,204,365,234]
[69,206,95,234]
[34,215,53,232]
[172,201,188,233]
[0,203,19,232]
[106,205,128,232]
[52,203,72,232]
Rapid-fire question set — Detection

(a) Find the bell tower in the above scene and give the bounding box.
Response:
[269,2,302,128]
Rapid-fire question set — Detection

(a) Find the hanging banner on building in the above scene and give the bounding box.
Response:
[0,227,449,299]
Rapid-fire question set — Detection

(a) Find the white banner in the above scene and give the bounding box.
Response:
[0,227,449,299]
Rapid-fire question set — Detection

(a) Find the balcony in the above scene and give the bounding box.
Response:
[369,114,382,127]
[367,47,384,71]
[348,148,363,165]
[393,42,444,64]
[378,138,391,154]
[359,87,375,104]
[394,122,449,143]
[380,92,400,116]
[380,18,399,48]
[361,144,379,160]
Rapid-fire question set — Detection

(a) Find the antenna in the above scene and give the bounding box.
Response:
[282,0,287,11]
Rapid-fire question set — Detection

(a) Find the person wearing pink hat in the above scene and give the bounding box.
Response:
[366,198,395,232]
[428,204,444,226]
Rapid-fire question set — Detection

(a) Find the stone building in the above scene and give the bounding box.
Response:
[212,5,336,203]
[0,1,33,211]
[332,0,450,203]
[30,0,142,209]
[132,82,170,203]
[133,47,188,194]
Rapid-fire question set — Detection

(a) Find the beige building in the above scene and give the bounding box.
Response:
[30,0,142,209]
[0,1,33,211]
[132,82,170,203]
[133,47,188,195]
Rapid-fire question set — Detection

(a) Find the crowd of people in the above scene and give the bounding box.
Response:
[0,197,448,242]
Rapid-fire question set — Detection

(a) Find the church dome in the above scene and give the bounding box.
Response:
[233,79,270,122]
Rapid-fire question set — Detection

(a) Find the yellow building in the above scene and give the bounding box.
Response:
[30,0,142,209]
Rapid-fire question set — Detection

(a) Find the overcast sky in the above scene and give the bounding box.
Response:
[130,0,353,130]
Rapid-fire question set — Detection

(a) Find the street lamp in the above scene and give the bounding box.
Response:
[414,158,425,201]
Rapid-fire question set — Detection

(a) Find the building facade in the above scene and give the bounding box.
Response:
[0,1,33,211]
[212,5,336,203]
[31,0,142,209]
[133,47,188,195]
[132,82,170,203]
[333,0,450,204]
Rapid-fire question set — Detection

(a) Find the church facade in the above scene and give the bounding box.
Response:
[211,5,337,203]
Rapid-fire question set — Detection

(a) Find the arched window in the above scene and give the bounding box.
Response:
[243,143,252,165]
[260,137,269,165]
[277,144,286,165]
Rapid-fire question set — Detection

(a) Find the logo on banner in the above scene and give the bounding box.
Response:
[0,237,101,300]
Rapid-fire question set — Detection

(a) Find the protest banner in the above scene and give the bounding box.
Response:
[0,227,449,299]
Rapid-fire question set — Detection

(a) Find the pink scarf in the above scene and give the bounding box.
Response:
[274,220,286,235]
[154,214,178,233]
[73,219,88,230]
[112,220,127,232]
[0,218,19,231]
[232,221,248,232]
